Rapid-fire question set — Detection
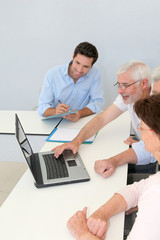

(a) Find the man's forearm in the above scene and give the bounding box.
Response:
[43,108,56,117]
[112,148,138,167]
[74,111,107,145]
[78,107,94,119]
[73,104,123,147]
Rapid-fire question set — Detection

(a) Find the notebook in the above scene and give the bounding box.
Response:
[15,114,90,188]
[46,127,97,144]
[41,110,78,120]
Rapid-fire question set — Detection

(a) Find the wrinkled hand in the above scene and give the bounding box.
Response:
[87,209,107,240]
[63,110,80,122]
[124,136,138,146]
[52,141,80,158]
[94,159,117,178]
[67,207,89,239]
[56,103,69,114]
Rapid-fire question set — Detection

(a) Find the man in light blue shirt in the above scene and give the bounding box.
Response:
[37,42,104,122]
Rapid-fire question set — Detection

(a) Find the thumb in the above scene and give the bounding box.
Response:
[82,207,87,216]
[72,146,79,154]
[102,168,115,178]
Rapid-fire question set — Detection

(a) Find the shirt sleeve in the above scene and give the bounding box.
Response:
[113,95,128,112]
[123,174,160,240]
[37,70,55,116]
[117,179,146,210]
[132,140,157,165]
[85,69,104,113]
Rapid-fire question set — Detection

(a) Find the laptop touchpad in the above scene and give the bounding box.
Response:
[67,160,77,167]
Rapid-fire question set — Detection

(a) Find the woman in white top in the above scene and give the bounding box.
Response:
[67,94,160,240]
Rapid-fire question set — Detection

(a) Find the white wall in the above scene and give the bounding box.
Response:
[0,0,160,111]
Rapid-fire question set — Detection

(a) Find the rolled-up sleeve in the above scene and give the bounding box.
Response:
[85,69,104,113]
[132,140,157,165]
[37,71,56,116]
[117,179,145,210]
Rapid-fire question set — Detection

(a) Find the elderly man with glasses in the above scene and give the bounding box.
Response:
[53,60,153,166]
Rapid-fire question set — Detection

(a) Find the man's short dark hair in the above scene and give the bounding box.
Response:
[73,42,98,65]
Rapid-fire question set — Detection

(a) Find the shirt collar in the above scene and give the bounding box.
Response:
[63,61,72,77]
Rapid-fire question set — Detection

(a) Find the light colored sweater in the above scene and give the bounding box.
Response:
[118,172,160,240]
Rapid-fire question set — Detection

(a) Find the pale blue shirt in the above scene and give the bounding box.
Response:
[132,140,156,165]
[37,62,104,116]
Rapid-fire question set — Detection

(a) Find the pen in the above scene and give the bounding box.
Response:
[58,99,71,112]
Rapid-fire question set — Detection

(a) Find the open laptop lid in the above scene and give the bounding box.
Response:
[15,114,36,180]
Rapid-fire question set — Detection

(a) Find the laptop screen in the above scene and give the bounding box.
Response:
[15,114,33,168]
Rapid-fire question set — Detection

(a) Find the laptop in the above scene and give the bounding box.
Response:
[15,114,90,188]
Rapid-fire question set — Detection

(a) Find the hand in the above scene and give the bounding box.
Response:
[56,103,69,114]
[63,110,80,122]
[87,209,107,240]
[94,159,117,178]
[124,136,138,146]
[52,141,80,158]
[67,207,90,240]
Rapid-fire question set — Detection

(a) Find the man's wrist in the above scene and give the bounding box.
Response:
[78,108,94,119]
[76,111,81,120]
[108,156,119,168]
[43,108,56,117]
[73,136,83,146]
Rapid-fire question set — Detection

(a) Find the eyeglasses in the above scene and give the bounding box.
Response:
[137,123,155,132]
[113,79,141,90]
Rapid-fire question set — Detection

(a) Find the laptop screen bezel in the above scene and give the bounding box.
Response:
[15,114,36,179]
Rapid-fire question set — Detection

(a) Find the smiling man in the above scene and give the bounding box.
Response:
[37,42,104,122]
[53,60,152,157]
[113,61,151,140]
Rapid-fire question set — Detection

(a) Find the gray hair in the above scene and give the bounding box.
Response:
[117,60,152,86]
[152,66,160,82]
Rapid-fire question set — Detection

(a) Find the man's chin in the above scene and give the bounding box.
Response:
[74,74,83,80]
[122,96,130,104]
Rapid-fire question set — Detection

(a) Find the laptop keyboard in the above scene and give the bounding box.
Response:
[43,154,69,180]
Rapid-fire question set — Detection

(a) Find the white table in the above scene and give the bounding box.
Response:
[58,113,97,129]
[0,112,130,240]
[0,110,60,135]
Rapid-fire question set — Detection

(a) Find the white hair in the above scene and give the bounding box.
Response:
[152,66,160,82]
[117,60,152,86]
